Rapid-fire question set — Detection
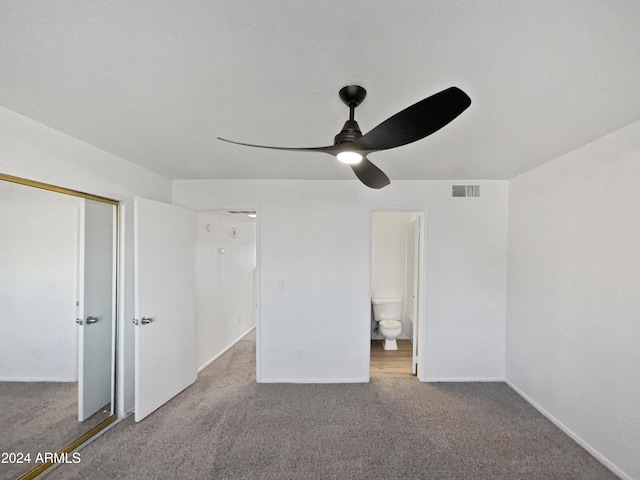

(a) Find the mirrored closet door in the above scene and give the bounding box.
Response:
[0,175,118,480]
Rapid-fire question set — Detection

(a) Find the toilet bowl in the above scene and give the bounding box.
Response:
[378,320,402,350]
[372,298,403,351]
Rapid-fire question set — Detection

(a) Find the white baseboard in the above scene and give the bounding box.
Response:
[506,380,631,480]
[258,377,368,384]
[0,376,76,382]
[422,377,505,382]
[197,326,255,373]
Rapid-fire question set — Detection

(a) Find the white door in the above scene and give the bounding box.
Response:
[134,197,197,422]
[77,199,116,421]
[406,216,421,375]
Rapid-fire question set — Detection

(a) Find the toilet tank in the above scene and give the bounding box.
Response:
[372,298,402,321]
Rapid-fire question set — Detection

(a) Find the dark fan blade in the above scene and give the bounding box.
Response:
[353,86,471,152]
[218,137,338,154]
[350,156,390,189]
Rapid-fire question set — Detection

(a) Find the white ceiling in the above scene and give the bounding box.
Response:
[1,1,639,182]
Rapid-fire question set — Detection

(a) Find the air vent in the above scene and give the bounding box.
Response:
[452,185,480,197]
[227,210,256,214]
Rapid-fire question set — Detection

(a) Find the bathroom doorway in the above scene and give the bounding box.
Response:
[370,210,423,378]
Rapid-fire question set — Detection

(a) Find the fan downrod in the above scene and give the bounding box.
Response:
[334,85,367,145]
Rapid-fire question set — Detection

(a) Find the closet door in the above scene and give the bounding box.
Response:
[78,199,116,421]
[134,197,196,421]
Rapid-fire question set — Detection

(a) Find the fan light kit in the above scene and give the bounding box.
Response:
[336,151,363,164]
[218,85,471,189]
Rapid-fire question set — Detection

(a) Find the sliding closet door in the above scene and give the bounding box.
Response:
[78,199,116,421]
[134,197,197,421]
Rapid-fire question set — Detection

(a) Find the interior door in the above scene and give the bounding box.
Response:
[134,197,196,421]
[78,199,116,421]
[406,216,420,375]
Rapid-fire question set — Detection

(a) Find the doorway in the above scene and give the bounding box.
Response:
[132,203,259,421]
[370,210,423,378]
[194,209,258,373]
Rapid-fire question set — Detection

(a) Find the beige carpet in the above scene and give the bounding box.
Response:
[0,382,110,480]
[46,330,616,479]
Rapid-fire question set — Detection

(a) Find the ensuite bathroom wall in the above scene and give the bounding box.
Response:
[371,211,419,340]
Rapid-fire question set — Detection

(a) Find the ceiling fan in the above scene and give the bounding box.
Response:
[218,85,471,189]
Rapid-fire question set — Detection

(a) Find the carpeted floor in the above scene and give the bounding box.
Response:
[45,330,617,480]
[0,382,111,480]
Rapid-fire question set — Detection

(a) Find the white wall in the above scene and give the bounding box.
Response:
[174,179,509,382]
[196,211,256,370]
[0,185,81,381]
[506,120,640,480]
[0,105,172,416]
[371,211,417,339]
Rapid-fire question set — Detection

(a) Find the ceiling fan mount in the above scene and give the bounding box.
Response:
[218,84,471,189]
[338,84,367,108]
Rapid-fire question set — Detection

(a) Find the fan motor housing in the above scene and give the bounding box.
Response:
[334,119,362,144]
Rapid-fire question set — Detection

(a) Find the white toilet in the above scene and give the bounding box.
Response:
[372,298,403,350]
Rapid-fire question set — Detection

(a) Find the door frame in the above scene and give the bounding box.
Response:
[369,207,427,381]
[197,207,261,382]
[255,209,262,382]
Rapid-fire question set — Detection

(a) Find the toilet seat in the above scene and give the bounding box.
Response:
[379,320,402,331]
